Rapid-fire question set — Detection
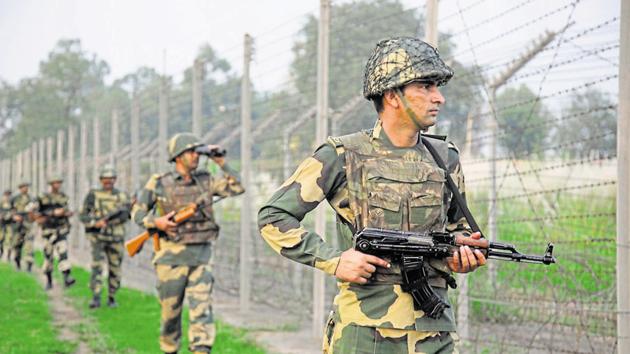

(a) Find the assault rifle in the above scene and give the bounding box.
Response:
[36,203,72,227]
[85,206,130,233]
[354,227,555,319]
[124,203,198,257]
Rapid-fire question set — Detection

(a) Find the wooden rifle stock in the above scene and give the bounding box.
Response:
[125,203,198,257]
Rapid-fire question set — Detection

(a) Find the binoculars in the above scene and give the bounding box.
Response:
[195,145,226,158]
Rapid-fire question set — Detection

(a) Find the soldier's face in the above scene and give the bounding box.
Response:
[401,82,445,129]
[19,186,28,194]
[50,181,62,192]
[100,177,116,190]
[179,150,199,171]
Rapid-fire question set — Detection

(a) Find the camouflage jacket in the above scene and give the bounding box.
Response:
[37,191,71,235]
[131,163,244,265]
[80,188,130,241]
[11,193,34,226]
[1,195,13,225]
[258,121,470,332]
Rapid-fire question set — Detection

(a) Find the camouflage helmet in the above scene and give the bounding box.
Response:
[362,37,454,99]
[48,174,63,184]
[99,164,117,178]
[17,181,30,188]
[3,189,11,195]
[167,133,204,162]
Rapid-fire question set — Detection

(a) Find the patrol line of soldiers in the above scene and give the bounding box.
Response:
[0,177,76,289]
[2,37,484,354]
[1,133,243,354]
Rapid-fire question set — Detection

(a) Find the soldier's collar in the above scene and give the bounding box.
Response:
[371,119,420,148]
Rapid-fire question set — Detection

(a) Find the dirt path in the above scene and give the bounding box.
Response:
[34,267,91,354]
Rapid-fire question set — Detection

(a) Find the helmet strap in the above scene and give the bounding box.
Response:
[394,88,427,133]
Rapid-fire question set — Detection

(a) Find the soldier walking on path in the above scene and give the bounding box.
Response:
[0,189,13,260]
[36,175,76,289]
[11,181,35,272]
[131,133,244,354]
[258,37,486,354]
[80,164,131,309]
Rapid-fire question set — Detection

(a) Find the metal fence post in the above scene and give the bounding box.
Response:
[313,0,330,338]
[239,33,253,312]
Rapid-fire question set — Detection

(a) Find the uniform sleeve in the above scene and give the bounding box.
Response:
[62,195,72,214]
[79,190,97,226]
[211,163,245,198]
[258,143,346,276]
[131,175,160,229]
[445,143,473,236]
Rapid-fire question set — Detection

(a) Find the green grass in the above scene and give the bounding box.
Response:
[458,189,617,334]
[0,261,76,354]
[64,265,266,354]
[33,251,266,353]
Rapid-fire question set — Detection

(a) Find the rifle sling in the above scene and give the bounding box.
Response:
[420,137,482,235]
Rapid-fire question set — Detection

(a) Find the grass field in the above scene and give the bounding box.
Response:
[29,252,266,353]
[461,188,617,335]
[64,266,266,353]
[0,261,75,354]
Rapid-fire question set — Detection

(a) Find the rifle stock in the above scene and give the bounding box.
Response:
[125,203,198,257]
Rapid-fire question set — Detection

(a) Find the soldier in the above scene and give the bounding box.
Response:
[11,181,35,271]
[1,189,13,260]
[258,37,486,354]
[36,175,76,289]
[80,164,131,309]
[131,133,244,354]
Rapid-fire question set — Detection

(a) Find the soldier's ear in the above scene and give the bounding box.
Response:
[383,90,400,109]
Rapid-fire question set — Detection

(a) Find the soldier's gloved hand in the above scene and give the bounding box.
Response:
[447,232,487,273]
[335,248,390,284]
[154,211,177,235]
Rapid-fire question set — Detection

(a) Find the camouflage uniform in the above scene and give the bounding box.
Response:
[132,133,244,354]
[80,182,130,306]
[258,37,468,354]
[0,191,13,260]
[37,176,75,288]
[11,189,35,271]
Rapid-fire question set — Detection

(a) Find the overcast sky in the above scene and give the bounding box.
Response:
[0,0,620,94]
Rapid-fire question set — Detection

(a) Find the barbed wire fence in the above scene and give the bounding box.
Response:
[0,0,625,352]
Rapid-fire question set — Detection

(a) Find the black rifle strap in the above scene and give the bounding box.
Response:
[420,137,483,235]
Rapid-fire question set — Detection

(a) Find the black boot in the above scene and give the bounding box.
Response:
[45,271,53,290]
[107,296,118,308]
[89,295,101,309]
[26,262,32,272]
[62,270,76,288]
[14,257,21,270]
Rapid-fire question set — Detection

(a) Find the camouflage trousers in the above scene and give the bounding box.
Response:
[323,315,459,354]
[12,224,34,266]
[0,224,11,258]
[42,230,71,273]
[155,263,215,353]
[89,235,124,297]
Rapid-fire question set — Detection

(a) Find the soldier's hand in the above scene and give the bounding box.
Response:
[13,214,23,223]
[94,219,107,229]
[206,144,226,167]
[335,248,390,284]
[447,232,487,273]
[154,211,177,233]
[53,208,65,217]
